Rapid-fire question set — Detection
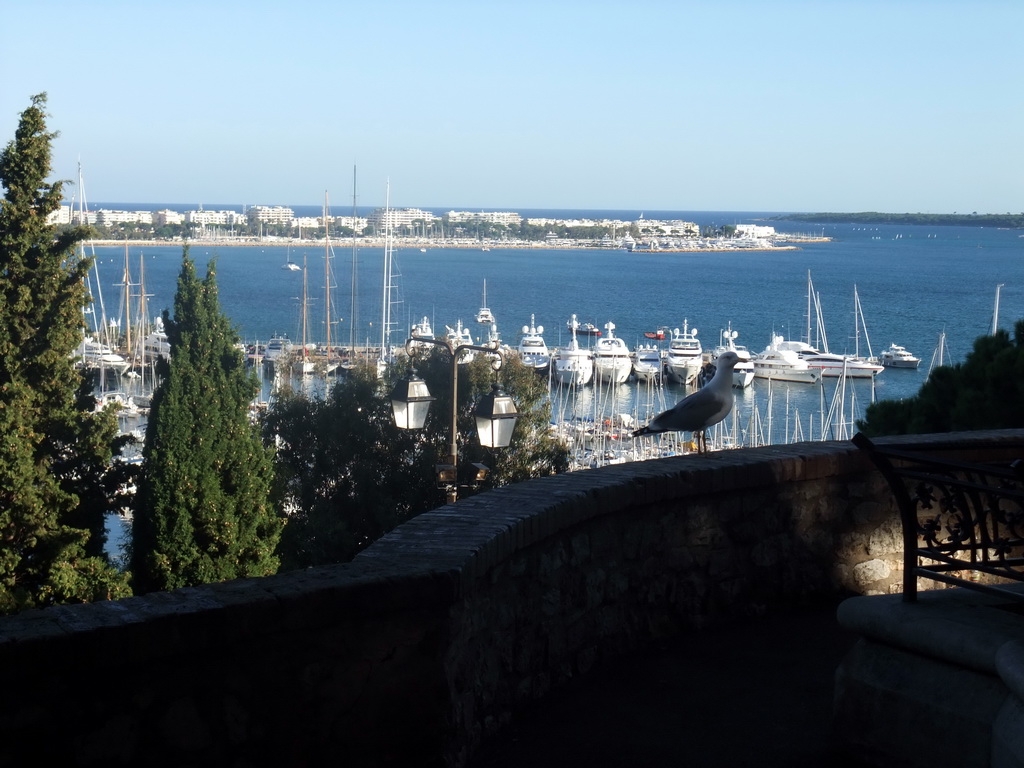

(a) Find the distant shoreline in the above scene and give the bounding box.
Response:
[87,238,808,253]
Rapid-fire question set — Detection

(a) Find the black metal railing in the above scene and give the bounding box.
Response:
[853,432,1024,602]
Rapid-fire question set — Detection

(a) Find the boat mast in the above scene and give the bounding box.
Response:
[349,166,359,353]
[992,283,1004,334]
[323,191,332,367]
[380,179,393,360]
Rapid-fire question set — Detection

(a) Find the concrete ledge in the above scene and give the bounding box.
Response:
[835,587,1024,768]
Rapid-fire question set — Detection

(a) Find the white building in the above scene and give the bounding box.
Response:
[367,207,436,231]
[185,209,246,226]
[446,210,522,226]
[635,219,700,237]
[247,205,295,225]
[153,209,184,226]
[97,209,153,226]
[47,205,73,225]
[734,224,776,239]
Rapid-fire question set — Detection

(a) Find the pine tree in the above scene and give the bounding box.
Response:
[858,320,1024,436]
[130,248,282,593]
[0,93,131,613]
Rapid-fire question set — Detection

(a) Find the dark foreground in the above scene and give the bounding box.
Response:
[469,602,863,768]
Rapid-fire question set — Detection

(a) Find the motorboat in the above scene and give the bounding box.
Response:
[263,334,294,367]
[75,336,130,375]
[879,343,921,369]
[771,338,883,378]
[631,343,662,383]
[592,322,633,385]
[572,321,602,337]
[516,315,551,374]
[711,324,755,388]
[553,315,594,386]
[753,335,821,383]
[664,321,703,385]
[410,316,435,350]
[643,327,670,341]
[445,320,476,363]
[475,280,496,325]
[802,351,883,379]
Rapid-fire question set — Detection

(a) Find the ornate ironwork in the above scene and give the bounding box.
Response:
[854,433,1024,602]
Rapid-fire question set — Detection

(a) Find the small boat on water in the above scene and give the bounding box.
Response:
[553,315,594,386]
[643,326,670,340]
[572,321,602,337]
[475,280,495,325]
[516,315,551,374]
[879,343,921,369]
[592,322,633,385]
[664,321,702,386]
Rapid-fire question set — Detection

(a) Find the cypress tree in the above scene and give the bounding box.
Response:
[0,93,131,613]
[131,248,282,593]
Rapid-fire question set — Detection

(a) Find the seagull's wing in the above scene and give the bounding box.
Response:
[650,389,729,433]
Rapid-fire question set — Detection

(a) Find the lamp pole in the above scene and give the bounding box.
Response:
[396,336,513,503]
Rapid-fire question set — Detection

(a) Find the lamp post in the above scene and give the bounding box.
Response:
[390,336,518,503]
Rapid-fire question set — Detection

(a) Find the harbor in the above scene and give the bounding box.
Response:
[78,214,1022,471]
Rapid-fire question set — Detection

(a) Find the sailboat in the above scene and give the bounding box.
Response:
[928,330,949,378]
[293,254,315,376]
[282,247,300,271]
[475,280,495,325]
[320,192,339,375]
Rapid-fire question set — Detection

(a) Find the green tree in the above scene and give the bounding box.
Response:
[130,248,283,593]
[858,320,1024,436]
[266,352,568,570]
[0,94,131,613]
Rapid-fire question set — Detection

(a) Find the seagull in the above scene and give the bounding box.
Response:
[632,351,740,453]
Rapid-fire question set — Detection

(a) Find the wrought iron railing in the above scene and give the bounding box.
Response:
[853,432,1024,602]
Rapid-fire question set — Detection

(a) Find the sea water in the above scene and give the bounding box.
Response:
[84,215,1024,444]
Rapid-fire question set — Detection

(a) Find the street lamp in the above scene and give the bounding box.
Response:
[390,336,518,502]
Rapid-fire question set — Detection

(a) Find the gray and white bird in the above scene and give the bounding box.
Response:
[632,351,740,453]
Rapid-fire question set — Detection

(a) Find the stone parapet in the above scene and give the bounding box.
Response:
[0,430,1019,766]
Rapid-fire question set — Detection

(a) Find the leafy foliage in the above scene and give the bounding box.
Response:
[0,94,131,613]
[858,320,1024,436]
[130,248,282,593]
[266,350,568,570]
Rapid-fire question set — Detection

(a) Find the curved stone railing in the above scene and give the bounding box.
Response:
[0,430,1021,767]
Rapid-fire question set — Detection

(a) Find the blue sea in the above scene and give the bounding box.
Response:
[85,210,1024,443]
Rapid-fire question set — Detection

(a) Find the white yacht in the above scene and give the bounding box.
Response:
[753,335,822,384]
[711,324,755,388]
[879,343,921,369]
[410,316,435,350]
[263,334,293,367]
[802,351,884,379]
[75,336,130,375]
[631,343,663,383]
[664,321,703,385]
[475,280,495,325]
[516,315,550,374]
[553,315,594,386]
[592,322,633,385]
[444,320,476,363]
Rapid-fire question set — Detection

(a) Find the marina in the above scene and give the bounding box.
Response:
[77,213,1023,468]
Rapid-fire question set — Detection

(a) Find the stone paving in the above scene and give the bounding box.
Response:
[469,601,863,768]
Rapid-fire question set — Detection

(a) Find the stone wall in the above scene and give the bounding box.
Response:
[0,430,1019,767]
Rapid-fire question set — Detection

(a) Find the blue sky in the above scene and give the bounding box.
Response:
[2,0,1020,213]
